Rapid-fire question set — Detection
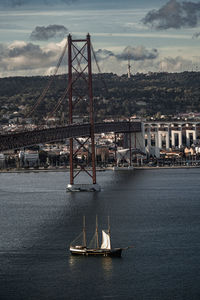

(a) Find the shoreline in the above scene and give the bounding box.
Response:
[134,165,200,170]
[0,165,200,173]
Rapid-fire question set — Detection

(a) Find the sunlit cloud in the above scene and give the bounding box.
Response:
[0,39,67,72]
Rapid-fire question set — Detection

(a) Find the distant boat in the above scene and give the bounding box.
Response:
[69,216,131,257]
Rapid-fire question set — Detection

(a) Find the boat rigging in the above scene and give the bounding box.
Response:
[69,216,132,257]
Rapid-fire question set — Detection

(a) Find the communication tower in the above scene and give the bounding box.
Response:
[127,54,131,78]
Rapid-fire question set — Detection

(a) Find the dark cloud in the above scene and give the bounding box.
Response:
[95,46,159,62]
[192,32,200,38]
[30,25,68,41]
[1,0,77,7]
[95,49,114,61]
[117,46,158,61]
[142,0,200,30]
[1,0,28,6]
[8,0,26,6]
[8,43,55,59]
[61,0,78,3]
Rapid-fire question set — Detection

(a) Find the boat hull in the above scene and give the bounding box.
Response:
[70,247,122,257]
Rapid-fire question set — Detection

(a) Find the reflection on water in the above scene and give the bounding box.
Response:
[68,255,78,269]
[68,255,113,278]
[101,257,113,277]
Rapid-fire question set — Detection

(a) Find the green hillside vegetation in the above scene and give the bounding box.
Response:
[0,71,199,124]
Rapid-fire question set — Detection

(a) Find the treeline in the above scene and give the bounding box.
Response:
[0,71,200,123]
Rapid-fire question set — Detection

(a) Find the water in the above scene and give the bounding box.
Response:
[1,169,200,300]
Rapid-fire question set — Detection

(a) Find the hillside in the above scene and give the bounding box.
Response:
[0,72,200,123]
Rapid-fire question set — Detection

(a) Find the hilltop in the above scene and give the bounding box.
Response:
[0,71,200,124]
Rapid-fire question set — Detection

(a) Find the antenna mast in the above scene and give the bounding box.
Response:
[96,215,99,249]
[128,52,131,78]
[108,216,110,235]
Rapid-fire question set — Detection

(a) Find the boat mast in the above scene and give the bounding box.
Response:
[83,216,86,248]
[108,216,110,235]
[107,216,112,250]
[96,215,99,249]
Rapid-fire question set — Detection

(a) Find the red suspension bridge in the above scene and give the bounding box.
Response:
[0,34,142,191]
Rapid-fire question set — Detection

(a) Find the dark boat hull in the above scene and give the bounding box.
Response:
[70,247,122,257]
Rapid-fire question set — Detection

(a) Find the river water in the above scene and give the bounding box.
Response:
[0,168,200,300]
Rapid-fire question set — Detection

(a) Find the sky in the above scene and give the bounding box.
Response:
[0,0,200,77]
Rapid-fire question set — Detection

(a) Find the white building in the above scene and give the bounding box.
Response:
[126,121,200,158]
[143,122,200,157]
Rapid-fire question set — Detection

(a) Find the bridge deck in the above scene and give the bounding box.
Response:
[0,121,141,151]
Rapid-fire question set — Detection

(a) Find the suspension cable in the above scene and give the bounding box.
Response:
[25,40,68,118]
[46,84,70,120]
[47,40,108,122]
[91,43,109,93]
[47,43,88,121]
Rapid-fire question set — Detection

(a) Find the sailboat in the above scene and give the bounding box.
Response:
[69,216,129,257]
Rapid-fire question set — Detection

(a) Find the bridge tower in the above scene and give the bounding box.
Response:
[67,34,100,192]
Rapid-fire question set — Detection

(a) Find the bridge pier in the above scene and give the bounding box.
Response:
[67,183,101,192]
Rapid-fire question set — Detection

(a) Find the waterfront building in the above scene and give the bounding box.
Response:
[127,121,200,158]
[19,151,39,167]
[0,153,5,169]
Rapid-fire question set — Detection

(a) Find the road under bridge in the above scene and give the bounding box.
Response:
[0,121,141,152]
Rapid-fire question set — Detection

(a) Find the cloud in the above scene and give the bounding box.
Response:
[0,0,28,6]
[6,0,25,6]
[142,0,200,30]
[0,40,195,77]
[93,47,195,74]
[61,0,78,3]
[157,56,192,72]
[127,55,193,73]
[95,49,114,61]
[0,40,67,72]
[30,25,68,41]
[192,32,200,38]
[1,0,77,7]
[117,46,158,61]
[95,46,159,62]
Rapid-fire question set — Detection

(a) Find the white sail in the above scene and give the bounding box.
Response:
[101,230,111,250]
